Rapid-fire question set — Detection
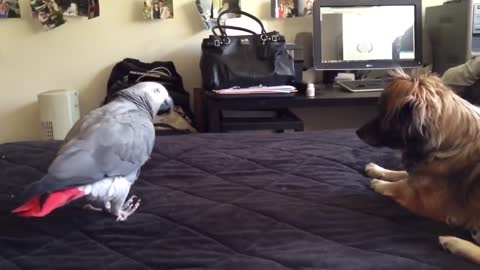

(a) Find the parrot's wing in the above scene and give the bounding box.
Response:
[20,110,155,201]
[62,108,103,144]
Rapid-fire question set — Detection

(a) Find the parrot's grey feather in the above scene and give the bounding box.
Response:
[21,103,155,201]
[112,91,156,118]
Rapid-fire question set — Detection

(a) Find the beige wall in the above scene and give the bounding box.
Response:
[0,0,443,143]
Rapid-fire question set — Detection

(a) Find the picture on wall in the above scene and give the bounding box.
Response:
[30,0,66,30]
[143,0,173,20]
[57,0,99,19]
[0,0,21,19]
[89,0,99,18]
[271,0,313,18]
[195,0,241,30]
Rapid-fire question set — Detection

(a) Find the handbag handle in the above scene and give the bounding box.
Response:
[216,9,267,38]
[212,25,259,36]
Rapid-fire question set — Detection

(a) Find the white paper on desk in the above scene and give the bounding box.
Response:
[213,85,297,95]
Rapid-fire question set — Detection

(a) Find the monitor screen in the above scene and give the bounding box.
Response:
[313,0,422,71]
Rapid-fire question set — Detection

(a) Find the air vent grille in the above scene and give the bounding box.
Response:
[40,121,54,140]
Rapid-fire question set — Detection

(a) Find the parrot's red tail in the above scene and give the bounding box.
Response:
[11,188,86,217]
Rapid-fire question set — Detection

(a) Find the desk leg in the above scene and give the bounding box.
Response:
[207,100,222,132]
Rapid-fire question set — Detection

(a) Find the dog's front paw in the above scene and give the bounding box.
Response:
[439,236,468,255]
[365,163,385,179]
[440,235,480,264]
[370,179,389,194]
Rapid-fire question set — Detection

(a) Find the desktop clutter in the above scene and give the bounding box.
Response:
[198,0,426,97]
[200,9,307,96]
[197,9,309,132]
[195,0,425,132]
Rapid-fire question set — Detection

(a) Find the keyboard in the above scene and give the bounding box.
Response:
[336,79,391,93]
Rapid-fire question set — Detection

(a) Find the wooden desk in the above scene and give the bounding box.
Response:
[193,84,382,132]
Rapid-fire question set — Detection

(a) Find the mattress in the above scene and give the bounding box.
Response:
[0,129,477,270]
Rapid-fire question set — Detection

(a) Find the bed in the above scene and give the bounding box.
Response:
[0,129,477,269]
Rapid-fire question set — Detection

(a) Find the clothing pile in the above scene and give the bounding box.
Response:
[104,58,196,135]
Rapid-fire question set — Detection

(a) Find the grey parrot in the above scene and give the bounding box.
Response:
[11,81,173,221]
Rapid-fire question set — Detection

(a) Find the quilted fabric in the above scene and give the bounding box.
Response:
[0,130,477,270]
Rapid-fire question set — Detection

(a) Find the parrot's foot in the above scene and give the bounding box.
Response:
[116,195,141,222]
[82,204,103,212]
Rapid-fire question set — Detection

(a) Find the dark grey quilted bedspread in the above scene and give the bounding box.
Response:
[0,130,476,269]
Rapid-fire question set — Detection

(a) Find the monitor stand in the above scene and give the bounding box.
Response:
[335,79,389,93]
[322,71,340,84]
[322,70,358,84]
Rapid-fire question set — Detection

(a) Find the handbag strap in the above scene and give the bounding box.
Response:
[216,9,267,37]
[134,66,172,82]
[212,25,258,36]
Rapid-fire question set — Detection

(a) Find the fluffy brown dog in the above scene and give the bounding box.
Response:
[356,68,480,264]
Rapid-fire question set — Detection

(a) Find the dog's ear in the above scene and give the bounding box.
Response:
[396,99,428,144]
[393,99,429,168]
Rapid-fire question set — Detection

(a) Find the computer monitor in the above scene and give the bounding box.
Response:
[313,0,423,71]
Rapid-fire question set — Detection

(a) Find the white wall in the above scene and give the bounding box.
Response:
[0,0,444,142]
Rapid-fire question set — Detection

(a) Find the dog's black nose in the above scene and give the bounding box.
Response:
[356,118,383,147]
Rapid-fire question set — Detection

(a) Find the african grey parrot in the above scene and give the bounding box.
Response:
[11,81,173,221]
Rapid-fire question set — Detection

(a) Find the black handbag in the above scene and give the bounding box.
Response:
[200,9,296,90]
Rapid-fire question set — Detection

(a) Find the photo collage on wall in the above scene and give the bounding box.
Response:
[143,0,173,20]
[0,0,21,19]
[195,0,241,30]
[30,0,99,31]
[271,0,313,19]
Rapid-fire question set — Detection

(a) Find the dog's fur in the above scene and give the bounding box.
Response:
[356,68,480,264]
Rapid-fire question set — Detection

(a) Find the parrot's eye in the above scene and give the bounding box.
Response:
[153,88,160,94]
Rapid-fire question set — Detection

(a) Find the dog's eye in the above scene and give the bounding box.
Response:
[153,88,160,94]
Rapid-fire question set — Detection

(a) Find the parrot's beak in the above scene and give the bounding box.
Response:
[158,96,174,115]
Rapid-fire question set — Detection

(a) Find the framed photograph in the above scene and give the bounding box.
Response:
[195,0,241,30]
[271,0,313,18]
[144,0,173,20]
[57,0,99,19]
[30,0,66,30]
[88,0,99,18]
[0,0,21,19]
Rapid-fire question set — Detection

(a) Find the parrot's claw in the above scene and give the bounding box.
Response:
[123,195,138,208]
[115,195,141,222]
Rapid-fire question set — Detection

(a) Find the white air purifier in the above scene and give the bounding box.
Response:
[38,89,80,141]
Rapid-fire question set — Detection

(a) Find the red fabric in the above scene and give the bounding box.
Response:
[11,188,85,217]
